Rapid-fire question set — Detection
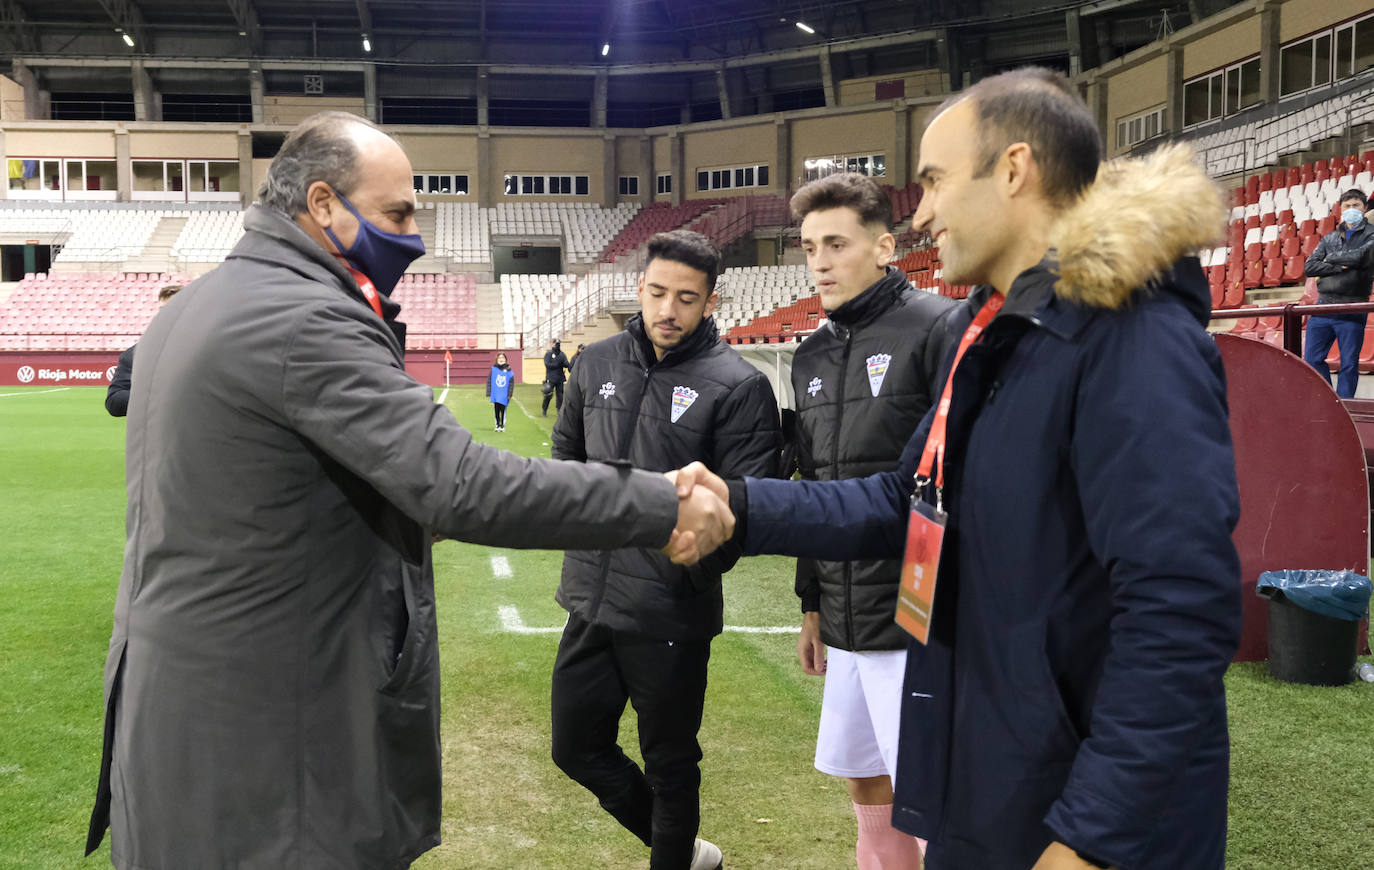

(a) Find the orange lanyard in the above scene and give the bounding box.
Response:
[915,291,1005,500]
[337,259,385,319]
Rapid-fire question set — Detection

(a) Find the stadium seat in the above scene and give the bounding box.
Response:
[1262,258,1284,287]
[1317,216,1336,235]
[1283,255,1305,283]
[1243,260,1263,289]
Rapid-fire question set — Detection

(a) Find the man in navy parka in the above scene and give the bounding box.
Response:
[679,68,1242,869]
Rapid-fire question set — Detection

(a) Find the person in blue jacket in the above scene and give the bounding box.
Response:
[486,351,513,431]
[672,67,1241,870]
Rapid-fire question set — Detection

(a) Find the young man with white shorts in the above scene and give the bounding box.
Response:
[788,172,956,869]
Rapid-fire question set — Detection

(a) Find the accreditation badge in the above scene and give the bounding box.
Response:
[895,499,946,644]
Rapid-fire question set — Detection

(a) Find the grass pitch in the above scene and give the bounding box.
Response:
[1,384,1372,869]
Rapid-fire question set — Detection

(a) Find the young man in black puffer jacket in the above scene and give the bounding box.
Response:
[789,172,957,869]
[550,229,781,870]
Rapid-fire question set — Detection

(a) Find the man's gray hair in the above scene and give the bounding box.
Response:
[257,111,378,216]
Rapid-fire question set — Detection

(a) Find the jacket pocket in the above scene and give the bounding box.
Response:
[377,570,426,696]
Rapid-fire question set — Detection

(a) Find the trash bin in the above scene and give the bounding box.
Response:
[1256,570,1373,686]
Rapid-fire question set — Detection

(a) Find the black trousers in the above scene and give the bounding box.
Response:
[551,614,711,870]
[541,381,564,414]
[492,402,507,427]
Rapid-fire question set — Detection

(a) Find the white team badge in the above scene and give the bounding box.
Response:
[670,385,698,423]
[865,353,891,397]
[599,381,616,399]
[807,377,823,397]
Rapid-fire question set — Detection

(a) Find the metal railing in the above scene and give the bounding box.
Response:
[1210,301,1374,357]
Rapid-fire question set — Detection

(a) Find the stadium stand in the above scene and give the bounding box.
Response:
[599,201,721,263]
[434,202,493,265]
[390,273,479,349]
[490,202,639,265]
[500,272,580,337]
[0,272,191,350]
[171,208,246,266]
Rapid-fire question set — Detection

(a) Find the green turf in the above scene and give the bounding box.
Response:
[1,384,1372,869]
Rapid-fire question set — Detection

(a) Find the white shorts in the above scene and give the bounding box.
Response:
[814,646,907,781]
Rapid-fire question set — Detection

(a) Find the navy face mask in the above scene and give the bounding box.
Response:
[323,188,425,296]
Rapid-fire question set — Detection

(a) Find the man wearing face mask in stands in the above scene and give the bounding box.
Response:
[1304,188,1374,398]
[85,110,731,870]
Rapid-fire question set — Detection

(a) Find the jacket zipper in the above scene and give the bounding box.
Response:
[833,330,855,650]
[587,361,654,621]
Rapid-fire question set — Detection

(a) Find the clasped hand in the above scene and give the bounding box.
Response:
[660,461,733,565]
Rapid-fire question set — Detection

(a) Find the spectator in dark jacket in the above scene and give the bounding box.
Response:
[1303,189,1374,397]
[676,68,1241,870]
[788,172,955,869]
[541,338,570,415]
[104,284,181,417]
[550,230,780,870]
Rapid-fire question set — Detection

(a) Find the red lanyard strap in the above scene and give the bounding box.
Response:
[915,291,1004,497]
[338,259,385,319]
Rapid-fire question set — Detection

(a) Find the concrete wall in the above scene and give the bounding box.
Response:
[1183,16,1263,78]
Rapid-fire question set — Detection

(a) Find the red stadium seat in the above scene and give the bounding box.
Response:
[1300,164,1314,184]
[1210,282,1224,309]
[1286,167,1302,187]
[1317,216,1336,235]
[1244,243,1262,263]
[1243,260,1263,289]
[1244,215,1260,231]
[1262,258,1284,287]
[1280,236,1299,257]
[1298,219,1316,236]
[1277,209,1294,227]
[1283,255,1305,283]
[1260,211,1277,228]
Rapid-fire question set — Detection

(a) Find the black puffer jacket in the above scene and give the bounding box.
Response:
[1306,220,1374,301]
[791,267,957,650]
[553,314,781,640]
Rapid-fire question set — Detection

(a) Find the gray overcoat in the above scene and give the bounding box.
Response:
[87,205,677,869]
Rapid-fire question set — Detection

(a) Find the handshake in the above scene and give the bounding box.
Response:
[661,462,733,566]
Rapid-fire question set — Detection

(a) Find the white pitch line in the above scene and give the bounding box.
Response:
[490,554,512,578]
[437,387,449,404]
[496,604,795,635]
[499,605,566,634]
[722,625,798,634]
[0,387,71,398]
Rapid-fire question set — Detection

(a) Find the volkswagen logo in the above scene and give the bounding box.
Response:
[105,366,117,382]
[16,365,35,383]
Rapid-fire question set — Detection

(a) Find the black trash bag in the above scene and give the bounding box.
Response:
[1256,570,1372,622]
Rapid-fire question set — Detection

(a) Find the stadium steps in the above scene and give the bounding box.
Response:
[408,209,447,274]
[475,283,504,335]
[560,311,620,348]
[122,216,188,274]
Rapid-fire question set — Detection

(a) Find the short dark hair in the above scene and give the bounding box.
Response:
[789,172,893,230]
[940,66,1102,209]
[157,284,181,303]
[645,230,721,293]
[1340,189,1369,208]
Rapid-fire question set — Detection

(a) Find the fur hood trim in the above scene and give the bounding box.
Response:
[1051,143,1226,310]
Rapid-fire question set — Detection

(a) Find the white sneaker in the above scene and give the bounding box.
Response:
[689,837,722,870]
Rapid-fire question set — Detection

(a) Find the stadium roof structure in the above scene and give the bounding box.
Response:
[0,0,1243,127]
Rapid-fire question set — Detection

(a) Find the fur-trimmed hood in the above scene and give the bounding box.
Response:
[1051,143,1226,311]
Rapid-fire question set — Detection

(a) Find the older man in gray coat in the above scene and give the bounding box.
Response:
[85,111,731,870]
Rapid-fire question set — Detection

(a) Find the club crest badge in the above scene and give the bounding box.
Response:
[865,353,891,397]
[670,385,698,423]
[599,381,616,399]
[807,377,823,397]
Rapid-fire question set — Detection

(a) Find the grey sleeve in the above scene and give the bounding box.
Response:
[281,302,677,551]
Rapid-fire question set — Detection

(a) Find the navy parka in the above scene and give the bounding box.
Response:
[738,146,1242,870]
